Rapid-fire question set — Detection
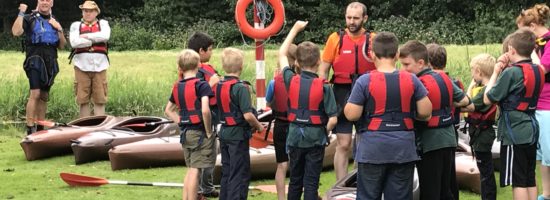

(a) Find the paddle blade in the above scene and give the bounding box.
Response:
[36,120,56,128]
[252,184,284,193]
[60,172,109,187]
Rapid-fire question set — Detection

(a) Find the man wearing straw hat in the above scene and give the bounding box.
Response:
[69,0,111,118]
[12,0,66,135]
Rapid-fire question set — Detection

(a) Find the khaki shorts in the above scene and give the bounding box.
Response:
[74,67,108,105]
[182,129,216,168]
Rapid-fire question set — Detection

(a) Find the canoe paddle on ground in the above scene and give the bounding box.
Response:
[121,120,174,128]
[59,172,280,193]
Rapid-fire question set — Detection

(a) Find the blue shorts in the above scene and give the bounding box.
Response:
[536,110,550,166]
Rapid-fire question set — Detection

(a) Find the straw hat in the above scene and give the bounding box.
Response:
[79,1,100,13]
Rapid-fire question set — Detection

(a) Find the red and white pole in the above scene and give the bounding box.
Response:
[253,1,266,109]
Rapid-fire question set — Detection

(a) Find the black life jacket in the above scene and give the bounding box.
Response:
[172,78,202,126]
[287,75,328,125]
[418,69,455,128]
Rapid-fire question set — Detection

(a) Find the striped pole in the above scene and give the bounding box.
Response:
[253,0,266,109]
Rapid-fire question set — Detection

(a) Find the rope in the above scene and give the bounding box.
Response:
[238,0,287,48]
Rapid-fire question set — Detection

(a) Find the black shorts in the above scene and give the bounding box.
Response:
[500,143,537,187]
[24,55,58,91]
[273,119,289,163]
[332,84,359,133]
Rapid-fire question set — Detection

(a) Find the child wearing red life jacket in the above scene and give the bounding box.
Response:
[187,32,220,198]
[343,32,432,200]
[399,40,473,200]
[426,43,465,199]
[164,49,215,200]
[216,47,264,200]
[462,53,498,200]
[265,43,297,200]
[278,21,338,200]
[484,29,545,200]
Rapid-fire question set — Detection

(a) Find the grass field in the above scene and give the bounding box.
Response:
[0,45,543,199]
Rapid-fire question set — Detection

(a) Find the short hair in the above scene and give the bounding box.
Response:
[347,2,368,16]
[507,28,536,57]
[221,47,244,73]
[399,40,429,63]
[295,41,320,68]
[187,32,214,53]
[371,32,399,59]
[177,49,200,72]
[470,54,495,78]
[502,34,512,53]
[516,4,550,27]
[426,43,447,70]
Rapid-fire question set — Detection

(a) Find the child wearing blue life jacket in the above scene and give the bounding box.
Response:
[484,28,545,200]
[164,49,215,200]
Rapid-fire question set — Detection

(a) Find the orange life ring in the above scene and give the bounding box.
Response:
[235,0,285,40]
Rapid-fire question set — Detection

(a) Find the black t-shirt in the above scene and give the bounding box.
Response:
[23,13,58,58]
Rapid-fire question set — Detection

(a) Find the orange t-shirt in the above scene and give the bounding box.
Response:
[321,28,374,64]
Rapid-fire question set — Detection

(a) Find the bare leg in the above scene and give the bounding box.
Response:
[513,187,536,200]
[275,161,288,200]
[26,89,41,126]
[93,103,105,116]
[527,186,537,200]
[334,133,352,180]
[542,165,550,198]
[184,168,199,200]
[79,104,91,118]
[36,91,48,121]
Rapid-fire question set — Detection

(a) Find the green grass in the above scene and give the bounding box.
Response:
[0,45,542,199]
[0,44,500,122]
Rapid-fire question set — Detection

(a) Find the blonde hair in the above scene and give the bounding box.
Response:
[177,49,200,72]
[470,54,495,78]
[222,47,244,73]
[517,4,550,26]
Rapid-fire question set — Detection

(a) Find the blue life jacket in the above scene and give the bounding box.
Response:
[31,14,59,46]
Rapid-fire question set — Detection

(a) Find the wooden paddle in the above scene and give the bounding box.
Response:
[59,172,279,193]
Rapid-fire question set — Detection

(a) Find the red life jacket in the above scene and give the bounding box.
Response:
[198,63,218,106]
[418,70,455,128]
[172,78,202,125]
[466,103,497,130]
[535,33,550,83]
[500,62,545,113]
[287,75,328,125]
[331,30,376,84]
[216,78,248,126]
[74,21,108,54]
[272,73,289,121]
[363,71,415,131]
[450,75,465,125]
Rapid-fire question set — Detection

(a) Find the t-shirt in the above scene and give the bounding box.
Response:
[23,13,58,58]
[468,86,495,152]
[415,68,466,153]
[486,61,539,145]
[217,76,256,141]
[168,77,214,130]
[321,28,369,64]
[347,70,428,164]
[537,31,550,110]
[266,80,275,102]
[281,66,338,148]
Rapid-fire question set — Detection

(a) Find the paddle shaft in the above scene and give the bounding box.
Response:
[109,180,262,190]
[109,180,182,187]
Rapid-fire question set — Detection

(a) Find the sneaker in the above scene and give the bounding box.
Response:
[197,193,207,200]
[203,190,219,198]
[539,195,550,200]
[26,125,36,135]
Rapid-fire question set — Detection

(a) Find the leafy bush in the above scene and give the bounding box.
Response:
[0,33,22,51]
